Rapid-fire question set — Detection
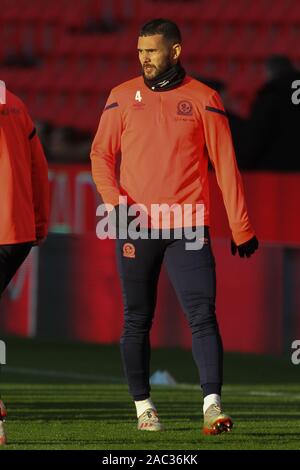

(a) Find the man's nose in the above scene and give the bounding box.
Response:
[141,50,150,60]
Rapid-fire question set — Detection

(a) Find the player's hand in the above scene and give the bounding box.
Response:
[231,236,259,258]
[108,204,136,233]
[112,204,134,227]
[110,204,150,233]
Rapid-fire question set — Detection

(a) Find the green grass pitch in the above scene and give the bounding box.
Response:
[0,336,300,450]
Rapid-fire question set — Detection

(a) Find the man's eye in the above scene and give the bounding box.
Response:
[138,50,156,54]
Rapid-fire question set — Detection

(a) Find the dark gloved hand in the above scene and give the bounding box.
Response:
[231,235,259,258]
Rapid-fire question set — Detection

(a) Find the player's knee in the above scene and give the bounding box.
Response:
[188,304,218,337]
[122,309,154,336]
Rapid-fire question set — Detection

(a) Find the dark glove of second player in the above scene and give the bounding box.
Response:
[231,235,259,258]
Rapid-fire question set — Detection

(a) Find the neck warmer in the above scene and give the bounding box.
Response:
[143,61,186,92]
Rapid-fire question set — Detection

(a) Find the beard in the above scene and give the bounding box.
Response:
[142,57,173,80]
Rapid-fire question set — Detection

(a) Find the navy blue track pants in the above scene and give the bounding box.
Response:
[115,227,223,400]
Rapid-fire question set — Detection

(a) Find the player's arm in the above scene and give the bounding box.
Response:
[202,91,258,253]
[30,131,49,242]
[90,90,123,208]
[24,109,49,243]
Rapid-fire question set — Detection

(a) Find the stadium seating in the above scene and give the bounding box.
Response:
[0,0,298,131]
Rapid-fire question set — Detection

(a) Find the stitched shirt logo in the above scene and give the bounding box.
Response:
[177,100,193,116]
[123,243,135,258]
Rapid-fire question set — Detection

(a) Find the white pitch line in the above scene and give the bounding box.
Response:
[4,366,123,383]
[248,391,300,398]
[248,391,284,397]
[3,368,300,398]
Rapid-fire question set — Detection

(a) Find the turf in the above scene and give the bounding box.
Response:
[0,336,300,450]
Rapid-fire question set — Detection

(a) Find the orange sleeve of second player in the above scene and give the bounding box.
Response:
[30,132,50,240]
[202,91,255,245]
[90,91,123,208]
[23,104,49,241]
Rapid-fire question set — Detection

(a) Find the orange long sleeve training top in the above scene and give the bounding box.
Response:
[91,75,255,245]
[0,89,49,244]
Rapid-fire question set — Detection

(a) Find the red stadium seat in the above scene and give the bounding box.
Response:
[237,0,272,25]
[264,0,292,25]
[226,26,262,60]
[175,2,203,25]
[198,0,227,23]
[0,2,21,23]
[2,0,298,124]
[284,1,300,24]
[221,0,249,24]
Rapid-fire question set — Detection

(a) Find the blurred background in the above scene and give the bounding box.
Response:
[1,0,300,358]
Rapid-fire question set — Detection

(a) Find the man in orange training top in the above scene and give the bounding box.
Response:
[0,82,49,445]
[91,19,258,435]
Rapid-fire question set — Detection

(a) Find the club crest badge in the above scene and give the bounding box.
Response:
[123,243,135,258]
[177,100,193,116]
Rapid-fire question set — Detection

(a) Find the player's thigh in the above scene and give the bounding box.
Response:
[115,237,164,314]
[115,237,164,281]
[163,232,216,310]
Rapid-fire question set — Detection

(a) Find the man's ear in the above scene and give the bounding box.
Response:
[172,43,181,61]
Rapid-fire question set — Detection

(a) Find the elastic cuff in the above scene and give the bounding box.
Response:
[201,382,222,398]
[133,394,150,401]
[232,229,255,245]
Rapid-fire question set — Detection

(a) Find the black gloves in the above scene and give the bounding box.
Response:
[231,235,259,258]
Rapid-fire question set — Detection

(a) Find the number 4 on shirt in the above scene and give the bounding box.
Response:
[135,90,142,102]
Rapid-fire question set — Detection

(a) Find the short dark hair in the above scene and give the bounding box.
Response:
[139,18,181,44]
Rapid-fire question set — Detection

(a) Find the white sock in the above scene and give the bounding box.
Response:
[135,397,156,418]
[203,394,221,414]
